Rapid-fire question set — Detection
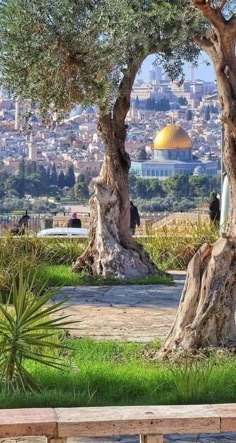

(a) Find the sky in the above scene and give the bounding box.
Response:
[138,54,216,83]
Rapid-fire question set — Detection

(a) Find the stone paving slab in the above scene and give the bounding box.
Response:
[62,305,177,341]
[54,272,185,342]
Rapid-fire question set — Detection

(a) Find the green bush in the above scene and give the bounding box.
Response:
[140,223,219,270]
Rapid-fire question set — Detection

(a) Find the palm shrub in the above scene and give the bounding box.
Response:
[0,265,72,392]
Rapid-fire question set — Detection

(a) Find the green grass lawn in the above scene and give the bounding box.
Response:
[1,339,236,408]
[37,264,173,287]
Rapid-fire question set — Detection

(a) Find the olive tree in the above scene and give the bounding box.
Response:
[0,0,199,278]
[164,0,236,352]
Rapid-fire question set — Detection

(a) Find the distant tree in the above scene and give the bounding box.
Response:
[65,164,76,187]
[186,109,193,121]
[58,171,66,189]
[46,167,51,186]
[204,105,210,122]
[156,97,170,111]
[74,181,89,201]
[145,98,156,111]
[178,96,188,106]
[25,161,37,176]
[146,179,164,199]
[34,165,48,195]
[210,104,219,114]
[162,175,190,199]
[129,174,138,199]
[189,175,220,198]
[17,158,25,197]
[138,148,147,161]
[18,158,25,179]
[0,172,8,199]
[25,173,41,197]
[48,185,60,196]
[50,163,58,186]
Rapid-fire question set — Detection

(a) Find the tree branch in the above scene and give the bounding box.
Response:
[194,0,227,29]
[193,35,215,57]
[218,0,228,11]
[113,58,143,124]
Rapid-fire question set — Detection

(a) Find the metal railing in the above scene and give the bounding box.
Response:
[0,213,91,236]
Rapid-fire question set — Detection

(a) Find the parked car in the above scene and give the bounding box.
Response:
[37,227,89,237]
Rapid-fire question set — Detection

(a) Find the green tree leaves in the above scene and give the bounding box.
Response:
[0,0,201,113]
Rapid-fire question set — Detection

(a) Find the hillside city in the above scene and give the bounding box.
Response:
[0,64,221,215]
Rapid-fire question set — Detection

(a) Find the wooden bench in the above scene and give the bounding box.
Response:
[0,404,236,442]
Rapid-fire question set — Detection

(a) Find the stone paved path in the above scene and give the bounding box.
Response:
[54,272,185,342]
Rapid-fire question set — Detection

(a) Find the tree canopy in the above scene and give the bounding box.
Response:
[0,0,202,114]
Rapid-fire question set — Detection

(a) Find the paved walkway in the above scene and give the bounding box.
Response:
[54,272,185,342]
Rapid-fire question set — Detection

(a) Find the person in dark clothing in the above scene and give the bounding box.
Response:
[67,212,82,228]
[130,201,140,235]
[11,211,30,236]
[209,192,220,226]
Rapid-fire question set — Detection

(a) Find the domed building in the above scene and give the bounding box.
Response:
[153,125,192,161]
[130,124,218,180]
[193,165,205,176]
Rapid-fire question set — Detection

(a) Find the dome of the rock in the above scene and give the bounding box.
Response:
[153,124,192,150]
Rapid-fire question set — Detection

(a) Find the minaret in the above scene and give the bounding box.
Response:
[15,97,20,130]
[28,133,37,161]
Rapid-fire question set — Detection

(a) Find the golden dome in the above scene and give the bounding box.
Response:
[153,124,192,150]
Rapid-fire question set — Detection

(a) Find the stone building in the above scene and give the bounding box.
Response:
[130,124,218,180]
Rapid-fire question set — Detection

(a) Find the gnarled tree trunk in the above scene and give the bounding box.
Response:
[72,63,158,279]
[163,0,236,352]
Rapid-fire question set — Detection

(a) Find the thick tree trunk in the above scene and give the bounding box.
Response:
[163,2,236,352]
[72,64,158,278]
[164,238,236,352]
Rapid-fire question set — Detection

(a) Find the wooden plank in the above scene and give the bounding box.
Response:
[140,434,163,443]
[56,405,220,438]
[213,404,236,432]
[0,408,57,438]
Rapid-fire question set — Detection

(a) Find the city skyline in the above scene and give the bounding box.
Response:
[138,54,215,83]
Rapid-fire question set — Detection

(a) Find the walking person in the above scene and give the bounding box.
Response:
[209,192,220,227]
[130,201,140,235]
